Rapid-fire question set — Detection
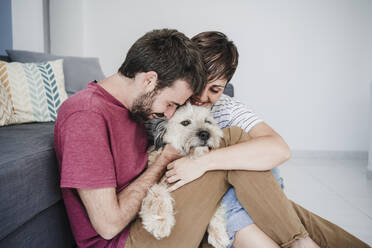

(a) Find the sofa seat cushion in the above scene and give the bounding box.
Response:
[0,122,62,240]
[0,201,75,248]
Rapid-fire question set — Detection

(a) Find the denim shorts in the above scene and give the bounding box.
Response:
[221,168,283,247]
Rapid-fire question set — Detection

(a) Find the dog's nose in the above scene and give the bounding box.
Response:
[198,130,210,141]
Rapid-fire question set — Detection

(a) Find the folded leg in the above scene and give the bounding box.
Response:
[290,201,370,248]
[125,170,229,248]
[228,170,370,248]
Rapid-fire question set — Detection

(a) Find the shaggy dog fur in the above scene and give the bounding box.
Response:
[139,102,231,248]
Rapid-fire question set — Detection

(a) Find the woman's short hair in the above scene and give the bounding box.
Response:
[191,31,239,83]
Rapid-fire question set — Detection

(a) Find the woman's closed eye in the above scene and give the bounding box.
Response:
[210,86,224,94]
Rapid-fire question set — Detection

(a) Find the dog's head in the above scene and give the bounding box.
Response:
[151,102,223,155]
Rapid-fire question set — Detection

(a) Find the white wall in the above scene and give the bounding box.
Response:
[50,0,372,152]
[369,82,372,175]
[49,0,85,56]
[11,0,46,52]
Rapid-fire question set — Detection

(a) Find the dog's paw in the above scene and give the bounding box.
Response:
[208,204,231,248]
[139,183,175,239]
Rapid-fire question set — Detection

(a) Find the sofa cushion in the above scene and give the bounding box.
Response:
[223,83,234,97]
[0,122,62,240]
[0,60,68,126]
[0,55,10,62]
[0,201,75,248]
[6,49,105,96]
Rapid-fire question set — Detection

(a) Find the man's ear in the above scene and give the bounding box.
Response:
[143,71,158,93]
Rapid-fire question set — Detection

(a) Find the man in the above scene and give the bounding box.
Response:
[54,29,207,248]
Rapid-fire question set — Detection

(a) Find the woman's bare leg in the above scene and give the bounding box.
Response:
[233,224,280,248]
[290,237,320,248]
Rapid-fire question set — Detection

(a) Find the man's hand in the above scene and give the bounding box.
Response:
[161,144,183,163]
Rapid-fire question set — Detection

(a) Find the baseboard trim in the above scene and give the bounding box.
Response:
[291,150,368,160]
[367,170,372,179]
[368,161,372,180]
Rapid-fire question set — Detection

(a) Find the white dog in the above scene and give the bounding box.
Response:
[139,102,231,248]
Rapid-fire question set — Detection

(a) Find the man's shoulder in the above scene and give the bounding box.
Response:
[56,85,106,125]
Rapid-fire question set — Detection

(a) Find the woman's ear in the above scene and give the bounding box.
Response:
[143,71,158,93]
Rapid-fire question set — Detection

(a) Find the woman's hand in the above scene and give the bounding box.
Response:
[165,156,207,192]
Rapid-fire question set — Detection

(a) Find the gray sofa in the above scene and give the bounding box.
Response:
[0,121,74,247]
[0,51,105,247]
[0,51,234,247]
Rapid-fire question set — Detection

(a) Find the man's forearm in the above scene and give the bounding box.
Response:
[116,152,170,228]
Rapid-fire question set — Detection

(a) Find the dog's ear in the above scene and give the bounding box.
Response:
[185,101,192,109]
[182,101,193,113]
[152,118,167,151]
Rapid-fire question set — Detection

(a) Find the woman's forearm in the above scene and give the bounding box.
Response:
[202,135,291,172]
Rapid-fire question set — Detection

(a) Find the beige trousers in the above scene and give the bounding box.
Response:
[125,127,370,248]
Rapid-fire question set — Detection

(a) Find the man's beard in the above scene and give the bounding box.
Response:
[130,90,158,123]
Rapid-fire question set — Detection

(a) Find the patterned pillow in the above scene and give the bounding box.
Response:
[0,59,68,126]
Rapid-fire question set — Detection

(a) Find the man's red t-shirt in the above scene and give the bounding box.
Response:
[54,82,148,248]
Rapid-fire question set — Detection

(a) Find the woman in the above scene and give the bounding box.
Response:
[156,31,369,248]
[194,31,284,247]
[164,31,309,248]
[198,31,284,247]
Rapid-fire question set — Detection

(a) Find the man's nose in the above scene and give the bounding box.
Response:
[164,109,176,120]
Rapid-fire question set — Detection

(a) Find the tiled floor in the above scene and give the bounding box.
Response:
[280,157,372,245]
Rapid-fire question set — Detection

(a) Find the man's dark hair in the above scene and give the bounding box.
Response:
[191,31,239,83]
[118,29,206,95]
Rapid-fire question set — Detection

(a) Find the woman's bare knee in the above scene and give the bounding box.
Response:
[233,224,280,248]
[289,236,320,248]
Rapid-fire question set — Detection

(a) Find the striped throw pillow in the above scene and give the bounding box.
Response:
[0,59,68,126]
